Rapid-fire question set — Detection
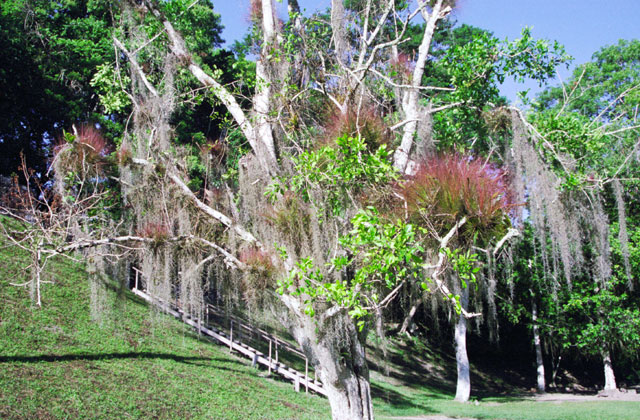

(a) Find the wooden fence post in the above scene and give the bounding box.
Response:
[305,359,309,393]
[268,339,272,376]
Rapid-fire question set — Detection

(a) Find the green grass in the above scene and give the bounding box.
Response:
[0,218,330,420]
[1,215,639,419]
[372,373,640,420]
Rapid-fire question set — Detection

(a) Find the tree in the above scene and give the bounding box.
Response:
[0,0,117,178]
[398,152,519,401]
[2,1,573,418]
[509,38,640,392]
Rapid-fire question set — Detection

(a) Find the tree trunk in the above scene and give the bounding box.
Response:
[602,348,617,391]
[454,287,470,402]
[394,0,447,173]
[282,296,374,420]
[399,299,421,336]
[531,298,546,393]
[320,355,374,420]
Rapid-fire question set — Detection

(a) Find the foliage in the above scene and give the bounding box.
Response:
[432,27,570,151]
[443,247,481,290]
[7,0,640,414]
[0,0,117,178]
[5,222,639,419]
[278,207,425,328]
[54,125,114,175]
[322,106,393,150]
[90,64,132,115]
[522,38,640,376]
[530,41,640,193]
[442,27,569,103]
[400,153,516,247]
[536,39,640,122]
[267,135,397,216]
[560,278,640,358]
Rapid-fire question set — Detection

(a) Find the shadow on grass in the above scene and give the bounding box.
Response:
[371,382,436,414]
[0,352,244,368]
[368,357,456,397]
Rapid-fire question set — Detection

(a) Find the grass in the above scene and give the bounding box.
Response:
[372,374,640,420]
[0,217,330,420]
[1,215,639,419]
[367,330,640,420]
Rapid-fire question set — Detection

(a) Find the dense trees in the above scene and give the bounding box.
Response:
[499,39,640,393]
[0,0,116,177]
[1,1,639,419]
[527,39,640,392]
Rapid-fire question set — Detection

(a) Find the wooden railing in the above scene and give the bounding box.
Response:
[130,267,326,396]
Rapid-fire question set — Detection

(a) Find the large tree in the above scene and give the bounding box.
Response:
[502,38,640,393]
[2,1,574,418]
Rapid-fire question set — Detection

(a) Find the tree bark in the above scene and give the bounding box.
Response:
[394,0,448,172]
[319,348,374,420]
[531,298,546,393]
[281,296,373,420]
[330,0,348,65]
[399,298,421,336]
[602,348,617,391]
[454,286,471,402]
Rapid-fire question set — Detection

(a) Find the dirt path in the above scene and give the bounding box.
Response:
[532,391,640,402]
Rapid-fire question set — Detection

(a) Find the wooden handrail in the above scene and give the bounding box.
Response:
[130,267,325,397]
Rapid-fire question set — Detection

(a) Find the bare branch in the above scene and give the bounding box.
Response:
[493,228,520,256]
[113,37,159,98]
[421,217,481,319]
[129,158,262,248]
[394,0,452,172]
[144,2,262,160]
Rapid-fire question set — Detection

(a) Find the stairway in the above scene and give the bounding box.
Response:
[129,269,327,397]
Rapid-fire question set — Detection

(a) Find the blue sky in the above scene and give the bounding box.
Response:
[212,0,640,103]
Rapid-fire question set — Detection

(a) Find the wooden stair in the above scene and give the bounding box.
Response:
[130,286,327,397]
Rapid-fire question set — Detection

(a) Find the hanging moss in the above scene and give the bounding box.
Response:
[510,110,582,287]
[612,179,632,288]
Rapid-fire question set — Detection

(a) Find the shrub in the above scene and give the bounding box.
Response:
[54,125,113,178]
[136,222,171,243]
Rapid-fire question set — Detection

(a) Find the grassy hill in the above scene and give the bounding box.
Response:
[0,219,329,419]
[1,216,639,420]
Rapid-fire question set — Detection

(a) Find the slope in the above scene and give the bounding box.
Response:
[0,217,330,420]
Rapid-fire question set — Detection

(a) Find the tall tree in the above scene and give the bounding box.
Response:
[513,38,640,392]
[2,1,571,418]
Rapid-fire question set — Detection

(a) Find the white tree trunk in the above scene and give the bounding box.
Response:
[602,348,617,391]
[34,246,42,307]
[454,286,470,402]
[281,295,373,420]
[253,61,278,171]
[394,0,447,172]
[399,299,421,335]
[531,299,546,393]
